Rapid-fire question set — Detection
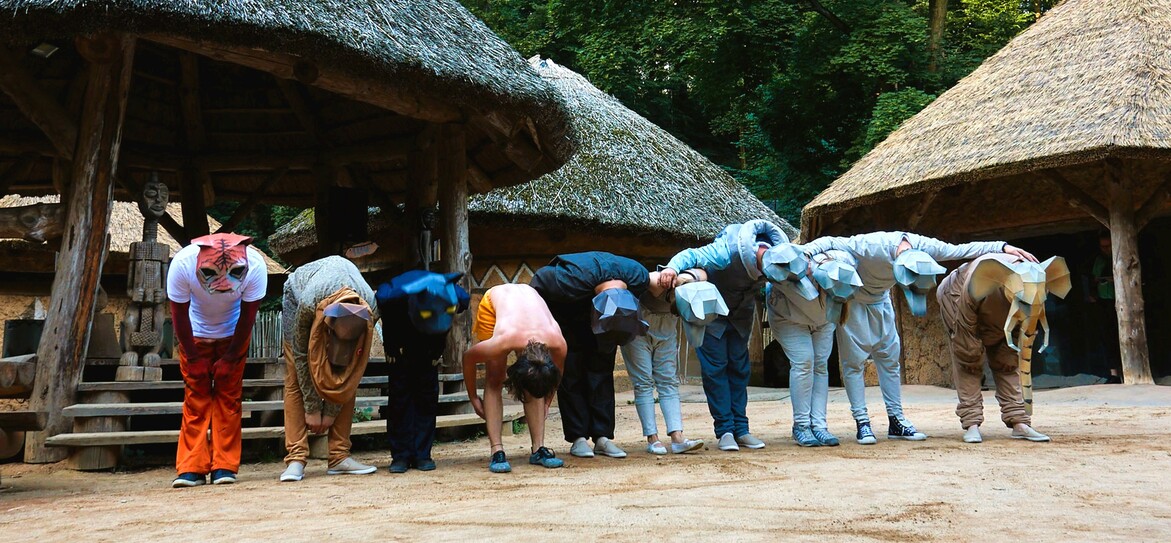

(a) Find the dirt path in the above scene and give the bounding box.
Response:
[2,384,1170,542]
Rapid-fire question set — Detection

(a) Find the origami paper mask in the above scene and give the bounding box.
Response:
[191,233,253,294]
[811,258,863,324]
[591,288,648,349]
[893,249,946,317]
[323,301,372,367]
[674,281,729,347]
[968,255,1071,415]
[395,271,466,334]
[761,244,819,301]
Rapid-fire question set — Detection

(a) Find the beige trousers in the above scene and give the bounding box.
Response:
[283,354,355,467]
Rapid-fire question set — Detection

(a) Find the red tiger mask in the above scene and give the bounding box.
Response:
[191,233,253,294]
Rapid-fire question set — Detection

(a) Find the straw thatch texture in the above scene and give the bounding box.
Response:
[803,0,1171,235]
[0,194,285,274]
[269,57,792,259]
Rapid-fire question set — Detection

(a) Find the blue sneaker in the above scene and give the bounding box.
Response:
[528,446,564,469]
[210,469,237,485]
[488,451,512,473]
[171,472,205,488]
[856,420,877,445]
[792,425,821,447]
[813,428,840,447]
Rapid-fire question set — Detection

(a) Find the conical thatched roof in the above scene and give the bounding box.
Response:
[803,0,1171,237]
[269,57,791,259]
[0,0,574,202]
[0,194,286,274]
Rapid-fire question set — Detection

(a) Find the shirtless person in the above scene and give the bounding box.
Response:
[464,283,568,473]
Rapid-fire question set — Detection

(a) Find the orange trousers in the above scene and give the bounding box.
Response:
[176,337,249,475]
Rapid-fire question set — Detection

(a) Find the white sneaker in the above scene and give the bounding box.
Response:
[1011,425,1051,442]
[646,441,667,455]
[327,457,377,475]
[963,426,983,444]
[280,461,305,482]
[570,437,595,458]
[736,433,766,449]
[718,432,739,451]
[670,439,704,454]
[594,437,627,458]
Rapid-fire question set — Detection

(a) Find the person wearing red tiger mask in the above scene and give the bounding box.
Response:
[167,233,268,488]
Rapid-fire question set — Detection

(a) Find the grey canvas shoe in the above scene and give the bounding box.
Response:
[593,437,627,458]
[736,433,766,449]
[963,425,983,443]
[570,437,595,458]
[1011,425,1050,442]
[279,461,305,482]
[327,457,377,475]
[717,432,739,451]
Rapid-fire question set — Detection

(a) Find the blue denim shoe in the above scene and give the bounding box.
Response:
[792,425,821,447]
[489,451,512,473]
[812,428,840,447]
[388,459,411,474]
[888,416,927,441]
[171,472,206,488]
[210,469,236,485]
[528,447,564,469]
[856,420,877,445]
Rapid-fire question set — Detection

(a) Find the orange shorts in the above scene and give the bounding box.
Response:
[474,287,498,342]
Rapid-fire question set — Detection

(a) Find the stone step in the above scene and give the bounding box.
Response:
[44,408,523,447]
[62,391,478,417]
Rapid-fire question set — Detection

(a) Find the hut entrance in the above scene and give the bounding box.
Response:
[1008,220,1171,385]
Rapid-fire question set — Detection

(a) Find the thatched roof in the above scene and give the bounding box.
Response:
[269,57,791,259]
[803,0,1171,238]
[0,194,286,274]
[0,0,574,204]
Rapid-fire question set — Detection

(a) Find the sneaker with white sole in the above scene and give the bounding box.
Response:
[594,437,627,458]
[736,433,766,449]
[327,457,377,475]
[1011,425,1050,442]
[671,439,704,454]
[570,437,595,458]
[172,472,205,488]
[717,432,739,451]
[646,441,668,455]
[279,461,305,482]
[813,428,840,447]
[210,469,236,485]
[792,425,820,447]
[888,416,927,441]
[856,420,877,445]
[963,425,983,443]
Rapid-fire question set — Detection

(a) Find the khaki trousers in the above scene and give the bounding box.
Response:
[282,348,355,467]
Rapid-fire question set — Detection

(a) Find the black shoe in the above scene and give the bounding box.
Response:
[887,416,927,441]
[388,459,411,474]
[413,458,436,471]
[1105,374,1122,384]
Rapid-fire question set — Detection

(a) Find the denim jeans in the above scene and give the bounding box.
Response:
[696,327,751,438]
[620,313,682,437]
[836,298,904,423]
[774,320,834,429]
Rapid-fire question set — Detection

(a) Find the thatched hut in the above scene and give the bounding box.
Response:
[270,57,793,381]
[801,0,1171,385]
[0,0,574,461]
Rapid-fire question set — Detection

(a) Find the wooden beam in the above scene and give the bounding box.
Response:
[145,34,463,123]
[468,114,543,172]
[439,124,471,373]
[216,167,287,234]
[0,48,79,157]
[0,354,37,398]
[179,167,209,239]
[0,202,64,242]
[1136,173,1171,230]
[275,77,326,145]
[1038,169,1110,227]
[0,153,39,195]
[1104,161,1152,384]
[26,34,136,463]
[178,52,215,207]
[406,131,439,265]
[905,188,940,231]
[313,162,338,257]
[466,164,493,194]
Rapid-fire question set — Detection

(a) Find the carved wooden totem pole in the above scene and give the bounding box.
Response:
[116,176,170,382]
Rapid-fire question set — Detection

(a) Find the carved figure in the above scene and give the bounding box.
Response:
[119,177,171,371]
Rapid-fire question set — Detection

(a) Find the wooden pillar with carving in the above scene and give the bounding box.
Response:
[26,35,136,463]
[439,124,471,374]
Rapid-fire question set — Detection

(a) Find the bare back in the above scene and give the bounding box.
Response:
[484,284,564,353]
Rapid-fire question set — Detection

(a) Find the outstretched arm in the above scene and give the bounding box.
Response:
[463,339,499,419]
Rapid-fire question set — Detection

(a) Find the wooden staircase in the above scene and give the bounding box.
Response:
[42,356,521,470]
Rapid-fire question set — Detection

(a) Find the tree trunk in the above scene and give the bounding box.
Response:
[1106,162,1152,384]
[927,0,948,73]
[439,124,471,374]
[26,35,136,463]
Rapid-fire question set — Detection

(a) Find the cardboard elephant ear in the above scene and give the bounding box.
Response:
[1041,256,1072,299]
[968,258,1015,302]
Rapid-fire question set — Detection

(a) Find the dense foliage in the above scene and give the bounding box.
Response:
[461,0,1056,224]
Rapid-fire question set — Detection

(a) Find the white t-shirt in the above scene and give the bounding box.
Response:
[167,244,268,339]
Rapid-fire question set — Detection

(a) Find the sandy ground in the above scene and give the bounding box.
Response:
[2,384,1170,543]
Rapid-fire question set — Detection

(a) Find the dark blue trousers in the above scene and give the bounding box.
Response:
[386,358,439,463]
[695,327,751,439]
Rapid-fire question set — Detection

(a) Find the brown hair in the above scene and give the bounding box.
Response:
[504,340,560,402]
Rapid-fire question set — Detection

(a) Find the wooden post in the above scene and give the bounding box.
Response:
[439,124,471,374]
[68,390,127,470]
[406,126,439,266]
[179,167,209,239]
[313,162,338,257]
[26,35,136,463]
[1105,161,1153,384]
